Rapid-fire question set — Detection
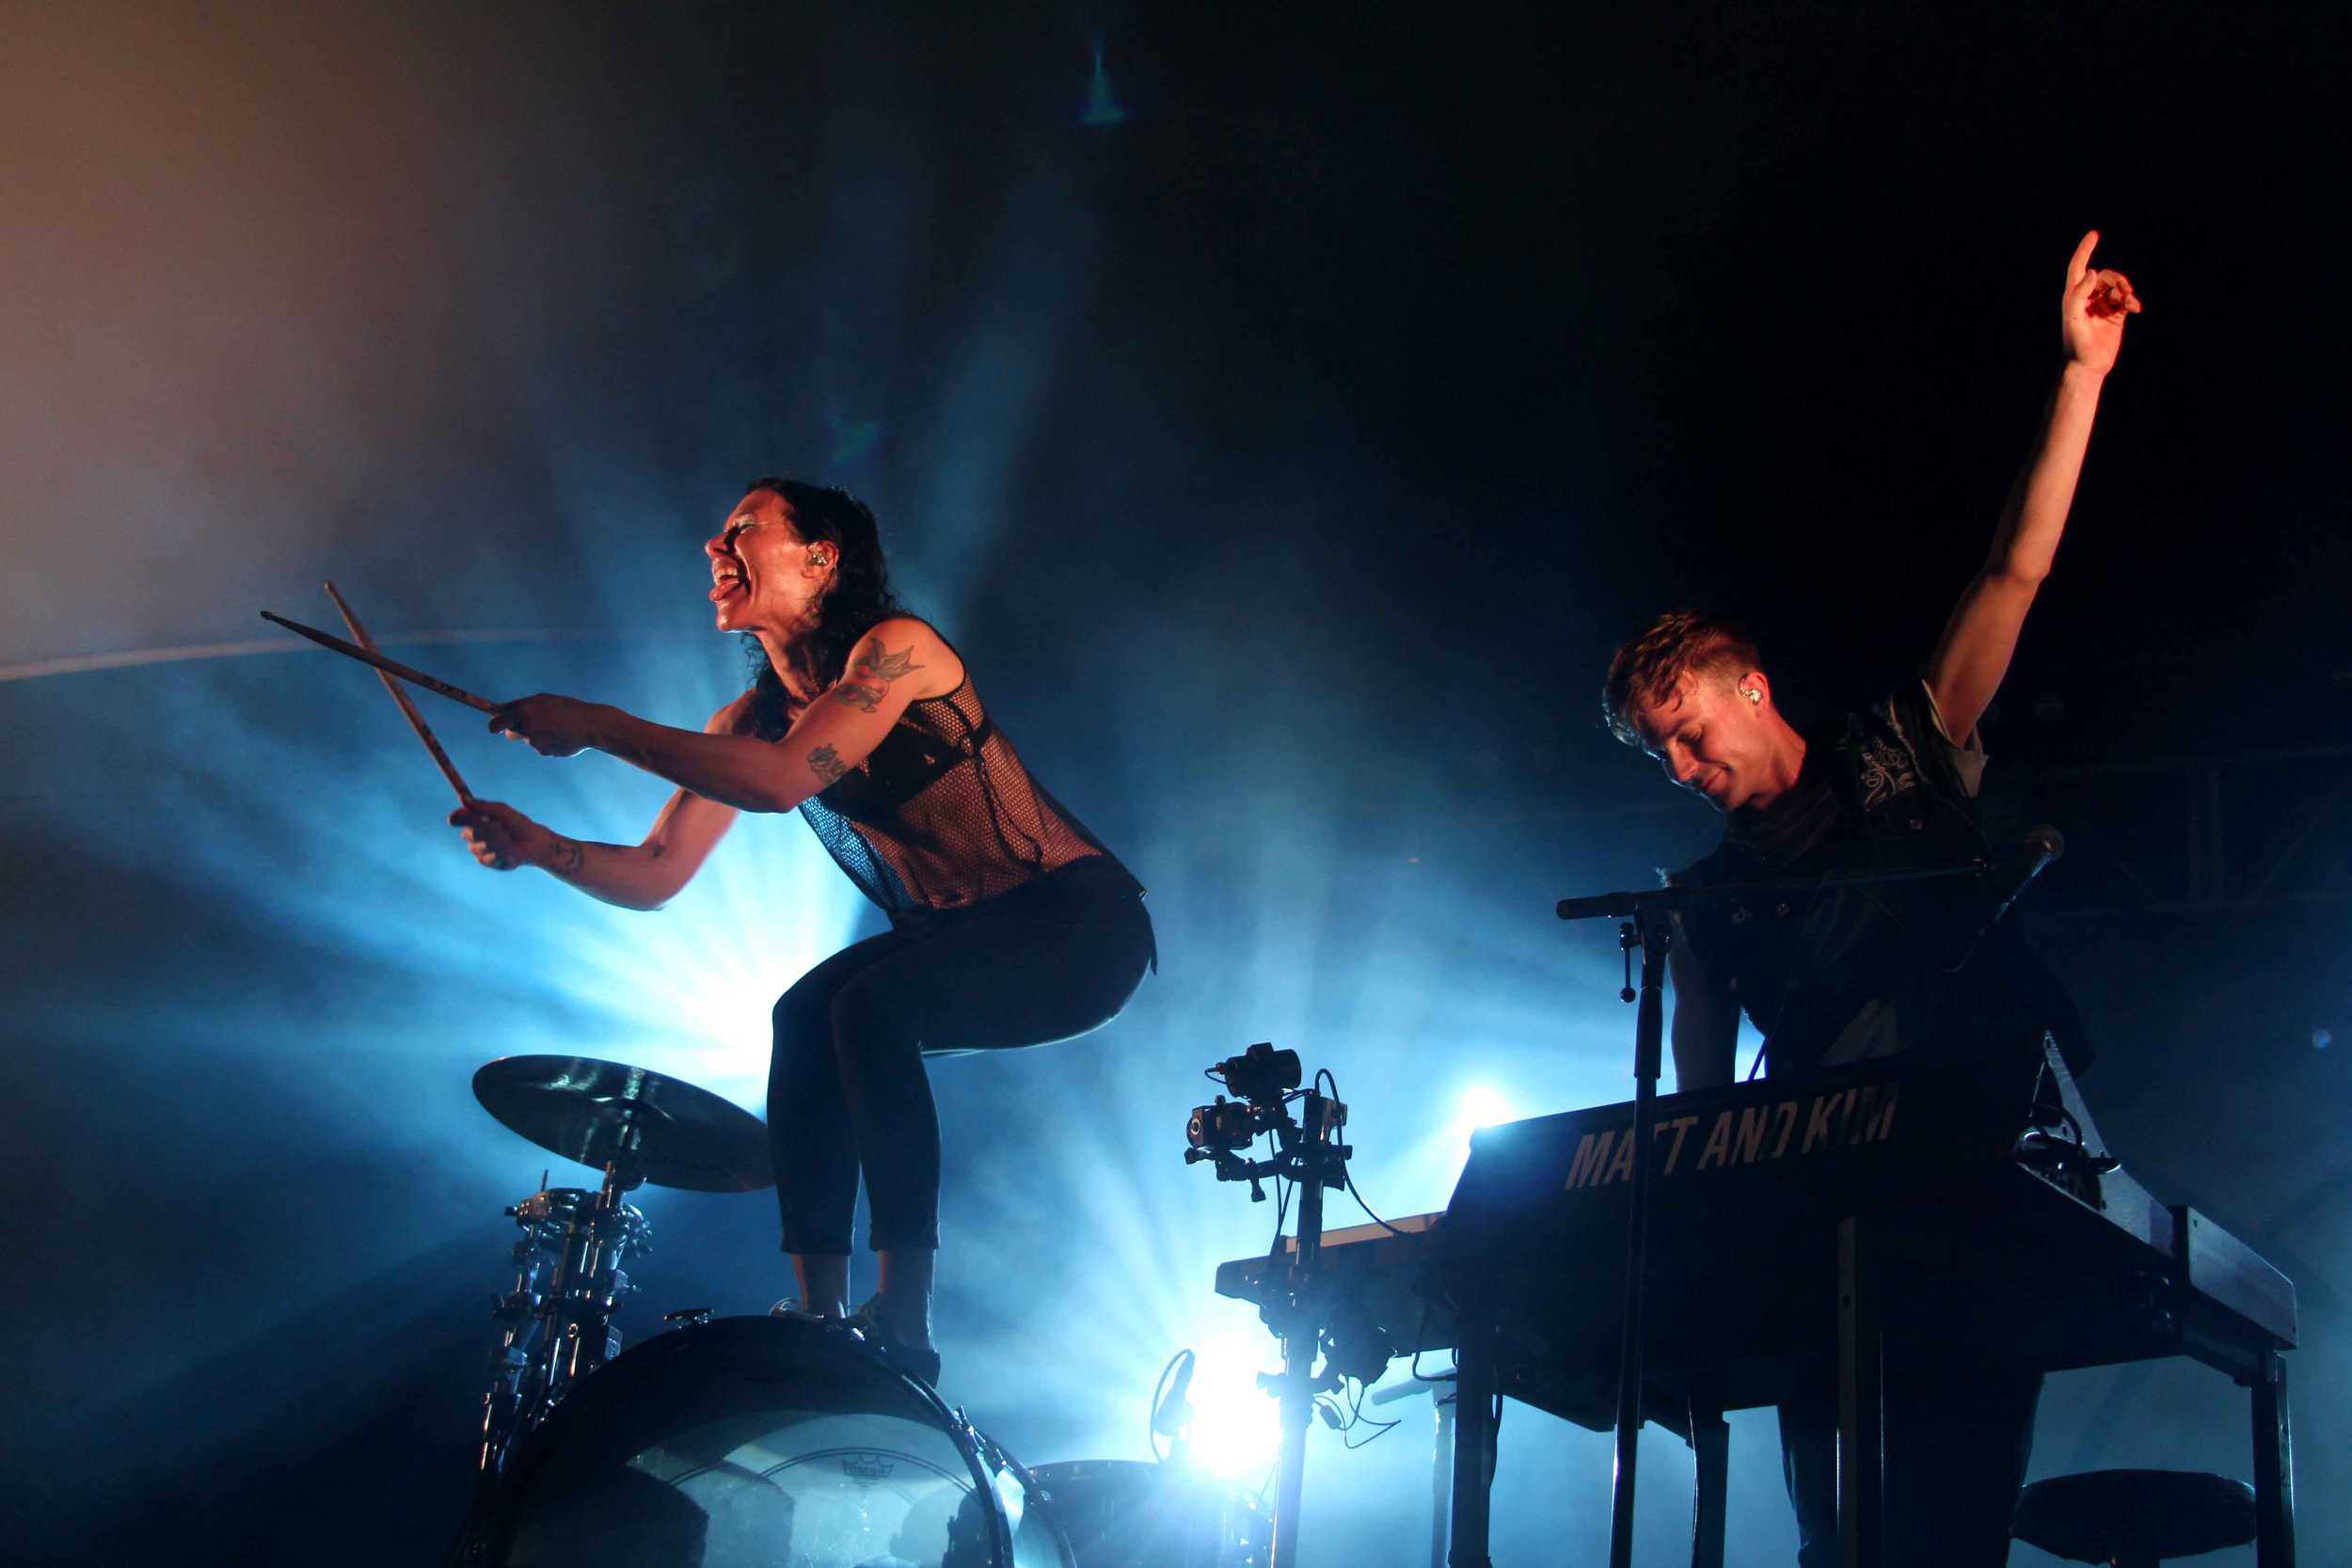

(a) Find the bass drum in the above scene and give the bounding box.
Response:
[449,1315,1073,1568]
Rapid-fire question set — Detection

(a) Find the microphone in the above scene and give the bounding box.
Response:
[1987,825,2064,925]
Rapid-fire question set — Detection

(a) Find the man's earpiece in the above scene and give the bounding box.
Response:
[1741,688,1761,705]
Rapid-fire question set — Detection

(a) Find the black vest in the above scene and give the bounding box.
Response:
[1669,684,2033,1075]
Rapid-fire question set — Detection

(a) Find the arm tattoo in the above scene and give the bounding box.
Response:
[548,835,584,876]
[827,637,923,714]
[808,744,849,786]
[854,641,922,683]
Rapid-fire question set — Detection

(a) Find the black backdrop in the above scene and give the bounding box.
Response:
[4,5,2347,1564]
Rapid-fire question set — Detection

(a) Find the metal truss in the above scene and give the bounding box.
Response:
[1999,743,2352,915]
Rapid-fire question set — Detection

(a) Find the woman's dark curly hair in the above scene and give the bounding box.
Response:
[739,478,911,742]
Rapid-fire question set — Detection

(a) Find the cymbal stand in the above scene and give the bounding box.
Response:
[555,1154,646,1385]
[478,1148,651,1477]
[479,1169,555,1475]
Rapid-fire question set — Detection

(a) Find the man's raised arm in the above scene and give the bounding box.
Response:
[1928,230,2141,743]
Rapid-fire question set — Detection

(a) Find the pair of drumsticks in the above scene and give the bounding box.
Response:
[262,594,498,804]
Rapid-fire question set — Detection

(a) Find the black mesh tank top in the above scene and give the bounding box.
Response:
[795,666,1121,923]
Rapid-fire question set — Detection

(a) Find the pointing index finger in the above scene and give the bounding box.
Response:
[2067,230,2099,289]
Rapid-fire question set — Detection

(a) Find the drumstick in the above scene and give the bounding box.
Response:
[323,582,474,806]
[259,610,500,714]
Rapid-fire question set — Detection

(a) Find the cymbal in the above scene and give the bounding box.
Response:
[471,1055,772,1193]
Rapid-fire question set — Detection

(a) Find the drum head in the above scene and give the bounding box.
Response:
[1027,1460,1266,1568]
[460,1315,1068,1568]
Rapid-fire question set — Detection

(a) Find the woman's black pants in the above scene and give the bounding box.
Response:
[766,861,1153,1255]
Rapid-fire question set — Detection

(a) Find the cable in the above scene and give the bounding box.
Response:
[1266,1123,1294,1256]
[1343,1166,1419,1238]
[1337,1375,1402,1450]
[1256,1122,1295,1334]
[1313,1068,1419,1238]
[1407,1292,1454,1384]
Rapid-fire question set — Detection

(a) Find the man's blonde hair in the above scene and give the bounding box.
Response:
[1601,610,1762,748]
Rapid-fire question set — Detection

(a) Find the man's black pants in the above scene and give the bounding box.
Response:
[1779,1343,2042,1567]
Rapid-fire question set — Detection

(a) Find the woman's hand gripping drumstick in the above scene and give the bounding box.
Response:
[275,594,549,872]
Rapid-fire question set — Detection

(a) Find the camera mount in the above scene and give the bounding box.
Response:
[1183,1041,1358,1568]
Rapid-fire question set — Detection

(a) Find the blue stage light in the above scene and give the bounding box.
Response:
[1184,1324,1284,1480]
[1453,1082,1515,1140]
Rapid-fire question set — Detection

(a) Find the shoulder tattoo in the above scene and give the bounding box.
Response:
[828,636,924,714]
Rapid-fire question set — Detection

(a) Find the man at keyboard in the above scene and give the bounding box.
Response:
[1598,231,2139,1566]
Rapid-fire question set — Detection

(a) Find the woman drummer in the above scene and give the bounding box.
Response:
[451,479,1155,1386]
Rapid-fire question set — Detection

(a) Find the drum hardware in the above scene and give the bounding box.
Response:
[1184,1042,1374,1568]
[477,1166,655,1477]
[466,1056,774,1479]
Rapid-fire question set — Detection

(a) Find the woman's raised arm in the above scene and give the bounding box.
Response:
[447,695,753,911]
[485,618,960,814]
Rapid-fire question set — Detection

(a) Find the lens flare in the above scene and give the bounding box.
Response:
[1182,1325,1283,1481]
[1454,1082,1515,1140]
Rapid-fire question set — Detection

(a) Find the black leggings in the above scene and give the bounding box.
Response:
[766,860,1154,1255]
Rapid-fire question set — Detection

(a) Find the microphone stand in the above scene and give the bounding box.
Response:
[1553,856,1989,1568]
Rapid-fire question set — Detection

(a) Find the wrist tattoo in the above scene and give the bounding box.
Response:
[548,835,584,876]
[809,744,849,786]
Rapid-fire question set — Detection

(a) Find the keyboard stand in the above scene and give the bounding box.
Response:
[1449,1310,1498,1568]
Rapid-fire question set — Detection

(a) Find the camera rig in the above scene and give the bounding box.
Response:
[1184,1041,1375,1568]
[1183,1042,1348,1201]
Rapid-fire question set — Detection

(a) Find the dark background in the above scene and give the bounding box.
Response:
[4,4,2346,1564]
